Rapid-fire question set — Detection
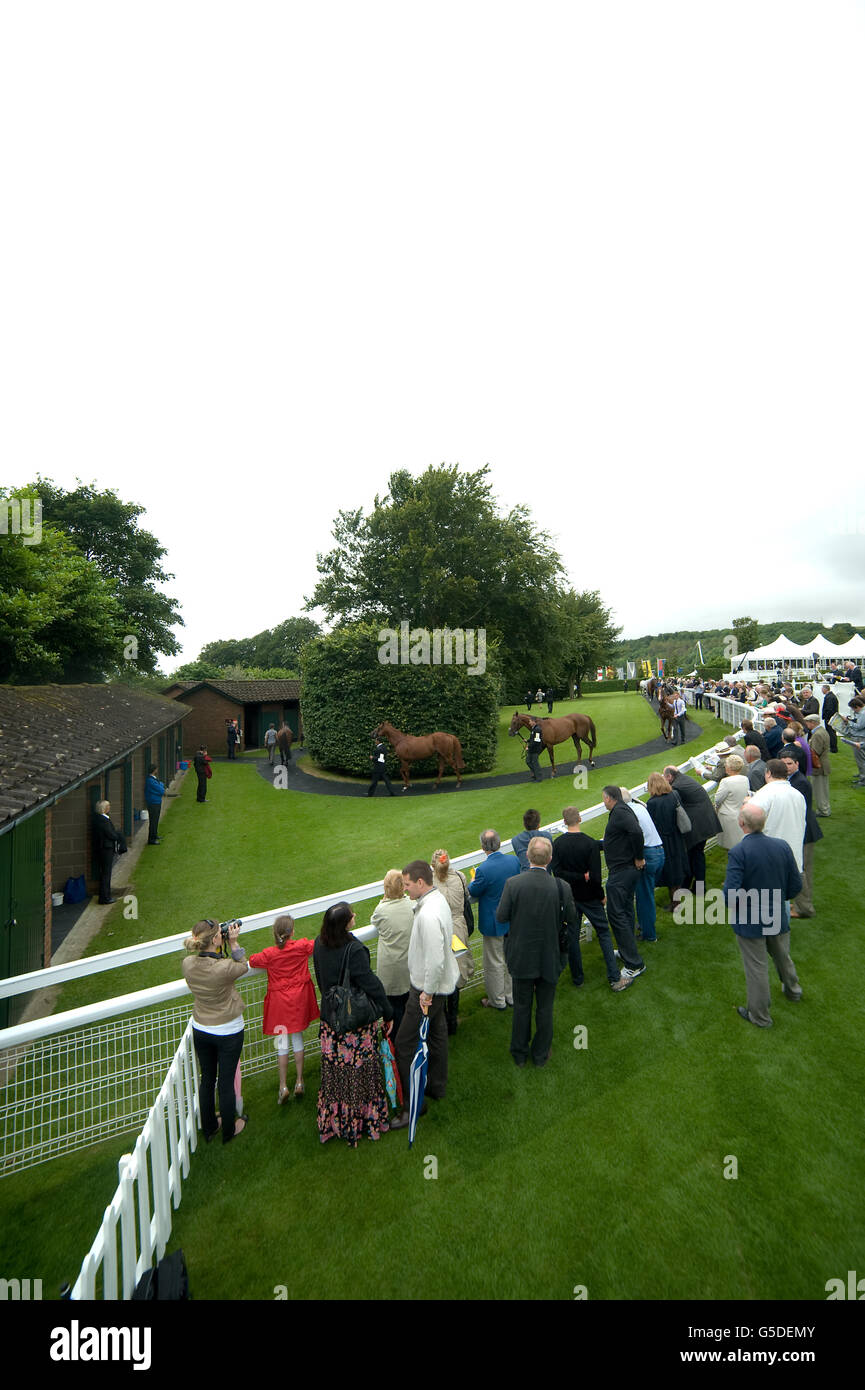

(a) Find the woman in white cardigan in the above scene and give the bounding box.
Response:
[370,870,414,1039]
[713,754,750,850]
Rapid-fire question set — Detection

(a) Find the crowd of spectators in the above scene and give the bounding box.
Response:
[181,687,864,1145]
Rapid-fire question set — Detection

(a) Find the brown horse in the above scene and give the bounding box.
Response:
[657,692,677,742]
[373,721,465,791]
[276,725,293,764]
[508,711,597,773]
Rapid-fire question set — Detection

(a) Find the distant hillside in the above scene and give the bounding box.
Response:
[614,621,864,673]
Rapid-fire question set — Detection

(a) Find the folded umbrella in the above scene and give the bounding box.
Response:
[407,1010,429,1148]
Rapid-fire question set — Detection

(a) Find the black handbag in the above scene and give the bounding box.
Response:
[319,943,381,1035]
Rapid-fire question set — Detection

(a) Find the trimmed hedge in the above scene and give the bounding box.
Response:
[302,623,501,777]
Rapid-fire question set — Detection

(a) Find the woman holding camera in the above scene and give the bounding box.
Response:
[182,919,249,1143]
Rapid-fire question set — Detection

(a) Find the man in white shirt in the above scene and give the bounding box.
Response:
[748,760,806,871]
[620,788,664,942]
[673,694,687,745]
[390,859,460,1130]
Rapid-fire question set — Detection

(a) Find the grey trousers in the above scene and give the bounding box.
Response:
[812,771,830,815]
[736,932,801,1026]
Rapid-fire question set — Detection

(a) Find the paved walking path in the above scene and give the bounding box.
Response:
[251,700,705,796]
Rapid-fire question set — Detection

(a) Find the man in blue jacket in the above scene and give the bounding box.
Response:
[469,829,521,1010]
[723,801,803,1027]
[145,764,166,845]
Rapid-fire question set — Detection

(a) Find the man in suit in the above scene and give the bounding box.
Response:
[723,801,803,1027]
[600,785,646,980]
[804,712,831,815]
[469,829,521,1010]
[798,687,819,716]
[820,685,839,753]
[743,745,767,791]
[495,837,575,1067]
[663,765,722,893]
[92,799,127,904]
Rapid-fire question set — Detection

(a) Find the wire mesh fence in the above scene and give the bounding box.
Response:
[0,933,493,1176]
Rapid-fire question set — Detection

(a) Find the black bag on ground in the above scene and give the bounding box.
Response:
[132,1249,190,1300]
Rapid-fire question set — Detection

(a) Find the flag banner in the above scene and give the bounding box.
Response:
[657,658,665,675]
[627,661,637,679]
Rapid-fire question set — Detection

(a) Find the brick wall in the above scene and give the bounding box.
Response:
[50,782,100,893]
[175,690,243,756]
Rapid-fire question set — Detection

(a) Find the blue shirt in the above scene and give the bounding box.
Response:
[468,851,521,935]
[145,774,165,805]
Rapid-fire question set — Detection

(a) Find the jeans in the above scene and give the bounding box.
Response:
[604,867,645,972]
[567,900,622,984]
[192,1026,244,1142]
[634,844,665,941]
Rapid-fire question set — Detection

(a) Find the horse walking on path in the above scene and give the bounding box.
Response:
[276,725,294,764]
[508,711,597,774]
[372,721,465,791]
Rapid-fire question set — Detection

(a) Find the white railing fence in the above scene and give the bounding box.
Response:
[69,755,737,1299]
[71,1019,199,1299]
[0,729,741,1178]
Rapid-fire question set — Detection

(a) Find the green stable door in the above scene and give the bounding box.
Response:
[0,814,46,1029]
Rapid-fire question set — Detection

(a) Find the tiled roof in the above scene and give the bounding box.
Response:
[163,679,302,702]
[0,685,190,831]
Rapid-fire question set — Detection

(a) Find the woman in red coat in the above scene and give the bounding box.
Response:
[249,915,319,1102]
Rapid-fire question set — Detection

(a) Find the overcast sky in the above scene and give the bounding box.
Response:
[3,1,864,667]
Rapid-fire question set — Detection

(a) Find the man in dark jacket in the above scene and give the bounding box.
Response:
[193,746,211,803]
[821,685,839,752]
[92,800,127,904]
[663,765,722,893]
[741,719,770,762]
[496,837,574,1066]
[551,807,631,991]
[723,801,803,1027]
[600,786,646,979]
[526,717,545,782]
[780,751,823,919]
[762,717,784,758]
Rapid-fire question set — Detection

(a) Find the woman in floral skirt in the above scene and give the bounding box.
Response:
[312,901,394,1147]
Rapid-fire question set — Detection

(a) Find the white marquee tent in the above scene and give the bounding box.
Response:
[733,632,865,673]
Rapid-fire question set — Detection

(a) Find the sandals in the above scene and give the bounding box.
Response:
[278,1087,290,1105]
[294,1082,304,1100]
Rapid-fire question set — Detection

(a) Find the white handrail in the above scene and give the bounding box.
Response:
[71,1020,198,1299]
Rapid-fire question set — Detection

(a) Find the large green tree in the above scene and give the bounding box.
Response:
[198,616,320,671]
[306,464,564,689]
[548,589,622,697]
[27,478,182,671]
[0,506,123,682]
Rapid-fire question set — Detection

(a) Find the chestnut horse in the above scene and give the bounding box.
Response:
[508,711,597,773]
[372,721,465,791]
[276,725,293,764]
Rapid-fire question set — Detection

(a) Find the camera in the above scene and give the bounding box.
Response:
[218,918,242,954]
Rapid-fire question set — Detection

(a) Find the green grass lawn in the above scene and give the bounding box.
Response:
[3,696,862,1301]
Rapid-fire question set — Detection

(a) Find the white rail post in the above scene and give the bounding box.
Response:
[117,1154,138,1299]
